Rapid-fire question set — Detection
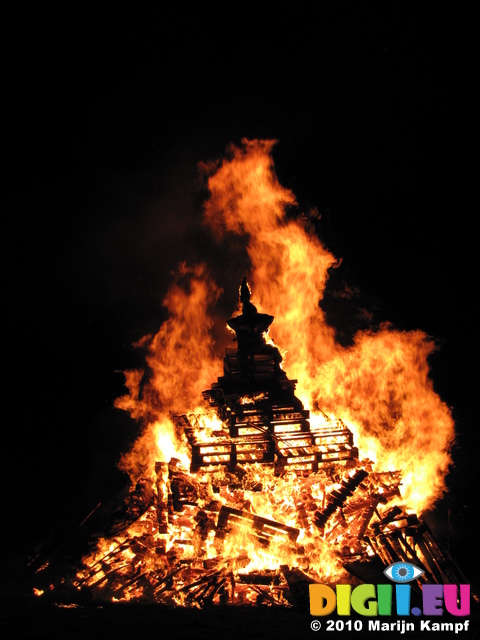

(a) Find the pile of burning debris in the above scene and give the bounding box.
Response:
[30,281,470,608]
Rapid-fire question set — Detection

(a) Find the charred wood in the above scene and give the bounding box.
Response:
[215,505,299,547]
[314,468,369,529]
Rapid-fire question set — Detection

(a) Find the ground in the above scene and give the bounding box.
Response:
[2,597,479,640]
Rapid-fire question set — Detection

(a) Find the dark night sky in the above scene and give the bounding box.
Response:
[3,5,478,583]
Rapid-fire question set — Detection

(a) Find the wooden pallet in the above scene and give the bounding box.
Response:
[190,436,275,471]
[176,413,358,474]
[215,505,299,548]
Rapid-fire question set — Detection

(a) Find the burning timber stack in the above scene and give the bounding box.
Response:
[196,277,358,475]
[30,280,473,609]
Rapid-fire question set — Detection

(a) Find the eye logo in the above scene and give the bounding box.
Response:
[384,562,424,583]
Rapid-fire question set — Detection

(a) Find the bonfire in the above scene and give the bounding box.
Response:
[30,139,469,609]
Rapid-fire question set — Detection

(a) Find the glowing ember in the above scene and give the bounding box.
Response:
[33,139,458,607]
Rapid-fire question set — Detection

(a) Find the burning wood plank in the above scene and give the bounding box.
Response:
[155,462,169,533]
[314,468,369,529]
[215,505,299,548]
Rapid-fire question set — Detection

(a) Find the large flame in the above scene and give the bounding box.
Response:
[199,138,454,513]
[114,136,453,525]
[46,139,458,605]
[115,262,223,480]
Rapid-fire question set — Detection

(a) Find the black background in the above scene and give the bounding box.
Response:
[3,3,478,609]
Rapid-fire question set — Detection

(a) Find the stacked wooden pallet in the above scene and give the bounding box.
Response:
[179,346,358,473]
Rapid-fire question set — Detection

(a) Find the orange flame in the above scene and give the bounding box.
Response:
[115,262,223,481]
[41,140,459,603]
[118,137,454,512]
[199,138,454,513]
